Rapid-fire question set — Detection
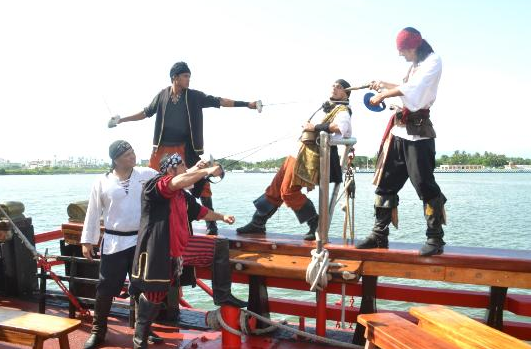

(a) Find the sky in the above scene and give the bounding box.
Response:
[1,0,530,163]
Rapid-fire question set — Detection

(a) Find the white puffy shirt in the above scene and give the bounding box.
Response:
[392,53,442,141]
[80,166,158,255]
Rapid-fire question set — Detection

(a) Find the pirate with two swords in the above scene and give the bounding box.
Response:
[108,61,259,236]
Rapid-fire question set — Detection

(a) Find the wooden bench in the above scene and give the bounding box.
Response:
[357,312,461,349]
[0,308,81,349]
[410,304,531,349]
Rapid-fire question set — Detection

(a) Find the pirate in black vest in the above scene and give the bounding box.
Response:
[130,153,247,349]
[110,61,259,236]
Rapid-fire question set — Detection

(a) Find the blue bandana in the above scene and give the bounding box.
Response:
[160,153,183,173]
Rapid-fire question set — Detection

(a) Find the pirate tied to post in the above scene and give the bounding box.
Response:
[300,82,387,145]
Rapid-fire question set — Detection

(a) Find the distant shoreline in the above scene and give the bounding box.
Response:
[2,168,531,176]
[354,169,531,174]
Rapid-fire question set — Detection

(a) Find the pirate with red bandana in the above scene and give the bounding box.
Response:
[356,27,447,256]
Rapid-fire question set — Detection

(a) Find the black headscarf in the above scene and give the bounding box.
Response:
[336,79,351,97]
[170,62,191,80]
[159,153,183,174]
[109,140,132,161]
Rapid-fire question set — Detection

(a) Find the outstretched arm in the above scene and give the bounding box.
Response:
[168,165,223,191]
[219,98,258,109]
[118,111,147,124]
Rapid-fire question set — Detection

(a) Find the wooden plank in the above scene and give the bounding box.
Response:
[60,223,531,273]
[445,267,531,289]
[362,262,446,281]
[230,249,531,291]
[357,312,461,349]
[230,251,362,281]
[410,305,531,349]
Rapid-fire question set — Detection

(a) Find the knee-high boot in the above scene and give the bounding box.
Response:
[236,194,278,234]
[133,294,162,349]
[200,196,218,235]
[212,238,248,308]
[356,194,398,249]
[83,295,113,349]
[419,194,447,256]
[135,297,164,344]
[293,199,319,241]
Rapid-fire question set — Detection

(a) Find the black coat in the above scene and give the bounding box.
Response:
[131,175,203,293]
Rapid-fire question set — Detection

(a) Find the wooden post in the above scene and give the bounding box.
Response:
[485,286,508,330]
[38,265,47,314]
[316,288,327,337]
[352,275,378,345]
[248,275,270,329]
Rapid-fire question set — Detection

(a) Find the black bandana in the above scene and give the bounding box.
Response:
[160,153,183,174]
[170,62,191,80]
[109,140,132,161]
[336,79,351,97]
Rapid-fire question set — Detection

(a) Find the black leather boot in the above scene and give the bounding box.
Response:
[304,216,319,241]
[200,196,218,235]
[212,238,248,308]
[135,297,164,344]
[236,194,278,234]
[133,294,162,349]
[84,295,113,349]
[419,194,447,256]
[293,199,319,241]
[356,194,398,249]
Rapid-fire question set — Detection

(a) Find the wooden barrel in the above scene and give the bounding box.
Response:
[67,201,88,223]
[0,201,25,220]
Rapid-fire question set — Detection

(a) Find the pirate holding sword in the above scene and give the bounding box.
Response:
[356,27,447,256]
[108,61,259,236]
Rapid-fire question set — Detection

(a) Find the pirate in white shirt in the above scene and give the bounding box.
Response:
[80,140,159,349]
[356,27,447,256]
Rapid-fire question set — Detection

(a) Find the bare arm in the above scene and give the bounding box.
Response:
[219,98,257,109]
[118,111,147,124]
[369,81,403,105]
[202,210,235,224]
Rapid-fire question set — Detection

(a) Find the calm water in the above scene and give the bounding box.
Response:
[1,172,531,323]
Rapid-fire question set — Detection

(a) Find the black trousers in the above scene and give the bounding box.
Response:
[97,244,138,297]
[376,136,441,201]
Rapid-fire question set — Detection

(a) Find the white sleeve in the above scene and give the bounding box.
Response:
[398,54,442,111]
[334,109,352,138]
[80,178,103,245]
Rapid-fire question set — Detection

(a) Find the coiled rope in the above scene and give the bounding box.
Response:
[305,248,331,291]
[205,307,363,349]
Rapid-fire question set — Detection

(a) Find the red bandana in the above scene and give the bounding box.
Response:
[396,29,422,50]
